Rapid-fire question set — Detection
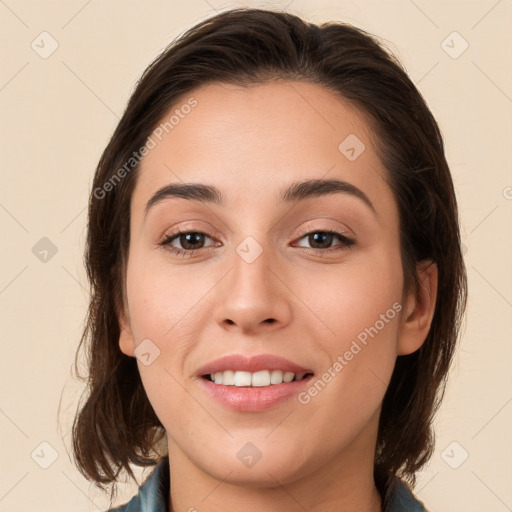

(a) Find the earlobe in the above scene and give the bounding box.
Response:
[118,312,136,357]
[397,261,438,356]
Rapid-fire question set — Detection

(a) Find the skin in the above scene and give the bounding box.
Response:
[118,80,438,512]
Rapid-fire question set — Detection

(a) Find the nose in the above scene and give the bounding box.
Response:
[213,239,292,335]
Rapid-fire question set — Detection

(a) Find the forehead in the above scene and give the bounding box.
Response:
[131,80,396,222]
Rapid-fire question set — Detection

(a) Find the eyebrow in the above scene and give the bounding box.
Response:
[144,178,376,218]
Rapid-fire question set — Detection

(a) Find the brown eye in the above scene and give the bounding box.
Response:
[295,230,355,252]
[159,230,216,257]
[176,232,206,250]
[307,232,335,249]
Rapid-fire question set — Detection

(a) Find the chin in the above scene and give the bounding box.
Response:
[191,443,314,488]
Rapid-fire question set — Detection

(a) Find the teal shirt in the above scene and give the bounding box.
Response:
[108,457,427,512]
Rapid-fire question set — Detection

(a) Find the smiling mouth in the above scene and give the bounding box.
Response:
[202,370,315,387]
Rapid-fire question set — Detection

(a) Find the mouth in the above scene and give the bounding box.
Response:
[196,353,315,410]
[201,369,315,387]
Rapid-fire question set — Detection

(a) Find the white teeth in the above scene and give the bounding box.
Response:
[234,371,252,387]
[270,370,284,384]
[251,370,270,387]
[208,370,309,386]
[221,370,234,385]
[283,371,295,382]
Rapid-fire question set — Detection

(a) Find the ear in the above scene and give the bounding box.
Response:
[118,309,136,357]
[398,260,438,356]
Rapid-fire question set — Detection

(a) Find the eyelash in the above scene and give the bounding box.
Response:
[158,227,356,257]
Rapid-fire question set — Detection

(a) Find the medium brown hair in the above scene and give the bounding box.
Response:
[70,7,467,508]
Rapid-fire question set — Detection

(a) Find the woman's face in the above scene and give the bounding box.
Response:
[119,81,432,488]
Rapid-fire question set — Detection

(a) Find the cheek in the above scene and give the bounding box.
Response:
[125,255,205,428]
[295,249,403,346]
[124,251,213,419]
[294,251,403,410]
[125,248,210,343]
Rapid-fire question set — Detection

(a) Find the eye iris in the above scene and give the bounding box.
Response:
[309,232,333,249]
[181,233,204,250]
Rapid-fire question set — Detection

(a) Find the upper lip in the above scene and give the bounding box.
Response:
[197,354,313,376]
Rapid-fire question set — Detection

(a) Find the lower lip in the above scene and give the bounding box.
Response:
[198,375,314,412]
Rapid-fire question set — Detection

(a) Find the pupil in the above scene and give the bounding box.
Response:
[310,232,332,249]
[182,233,203,249]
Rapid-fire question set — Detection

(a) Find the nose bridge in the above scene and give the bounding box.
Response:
[234,234,272,295]
[213,233,292,332]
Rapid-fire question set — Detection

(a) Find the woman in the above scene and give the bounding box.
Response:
[71,8,467,512]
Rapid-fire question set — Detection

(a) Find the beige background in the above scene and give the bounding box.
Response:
[1,0,511,510]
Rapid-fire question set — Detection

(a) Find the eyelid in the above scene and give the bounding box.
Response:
[158,220,219,241]
[159,220,353,244]
[294,221,354,239]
